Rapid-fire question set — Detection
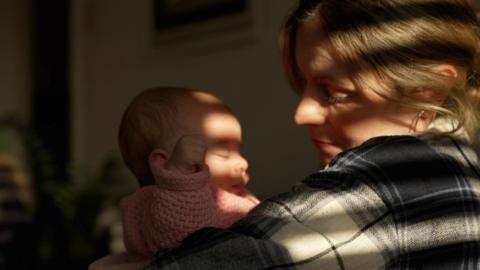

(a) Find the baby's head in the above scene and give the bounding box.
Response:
[118,87,249,194]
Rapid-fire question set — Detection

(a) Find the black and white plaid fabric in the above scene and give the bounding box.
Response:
[146,134,480,269]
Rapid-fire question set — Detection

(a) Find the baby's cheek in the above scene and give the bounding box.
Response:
[205,158,223,177]
[205,160,230,187]
[209,176,223,189]
[209,175,233,191]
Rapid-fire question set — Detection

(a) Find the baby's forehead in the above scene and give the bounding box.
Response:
[177,103,239,130]
[175,97,242,141]
[177,93,235,119]
[183,92,230,111]
[190,91,223,104]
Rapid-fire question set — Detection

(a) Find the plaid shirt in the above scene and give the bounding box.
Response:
[146,134,480,269]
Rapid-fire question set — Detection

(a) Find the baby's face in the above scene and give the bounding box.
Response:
[186,110,249,195]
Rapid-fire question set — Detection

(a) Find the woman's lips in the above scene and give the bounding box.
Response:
[312,139,335,147]
[311,139,343,153]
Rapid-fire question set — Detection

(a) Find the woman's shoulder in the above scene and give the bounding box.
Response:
[332,133,479,170]
[321,133,479,205]
[318,134,479,202]
[328,135,430,170]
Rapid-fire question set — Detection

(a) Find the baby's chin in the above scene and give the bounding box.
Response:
[210,178,245,194]
[215,186,243,196]
[212,183,245,196]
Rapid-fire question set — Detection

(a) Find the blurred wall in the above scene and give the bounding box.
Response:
[0,0,31,121]
[70,0,318,199]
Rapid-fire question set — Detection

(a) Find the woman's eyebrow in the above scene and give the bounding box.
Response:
[312,75,356,89]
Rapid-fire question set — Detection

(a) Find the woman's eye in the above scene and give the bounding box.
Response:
[318,84,349,104]
[325,92,348,103]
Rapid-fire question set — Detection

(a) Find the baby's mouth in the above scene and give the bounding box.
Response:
[230,184,246,195]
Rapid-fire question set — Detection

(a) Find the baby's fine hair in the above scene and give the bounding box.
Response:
[281,0,480,142]
[118,87,231,186]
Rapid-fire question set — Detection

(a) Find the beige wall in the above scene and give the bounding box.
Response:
[0,0,31,121]
[70,0,318,199]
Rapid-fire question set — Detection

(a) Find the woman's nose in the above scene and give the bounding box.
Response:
[294,94,327,126]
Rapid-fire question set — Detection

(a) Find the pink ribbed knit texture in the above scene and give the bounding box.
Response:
[211,187,259,228]
[120,165,259,258]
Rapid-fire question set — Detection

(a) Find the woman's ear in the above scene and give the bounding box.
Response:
[148,148,170,174]
[433,64,458,79]
[421,64,458,105]
[433,63,458,79]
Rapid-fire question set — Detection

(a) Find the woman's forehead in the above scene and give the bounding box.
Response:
[295,23,354,81]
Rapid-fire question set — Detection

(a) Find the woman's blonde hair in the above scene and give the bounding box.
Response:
[281,0,480,142]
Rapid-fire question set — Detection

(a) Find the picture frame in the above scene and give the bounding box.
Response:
[152,0,257,52]
[154,0,248,30]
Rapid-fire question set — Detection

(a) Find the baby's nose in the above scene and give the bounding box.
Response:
[233,156,249,182]
[234,156,248,173]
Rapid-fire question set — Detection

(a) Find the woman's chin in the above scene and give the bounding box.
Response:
[317,155,330,168]
[317,149,342,168]
[313,141,344,163]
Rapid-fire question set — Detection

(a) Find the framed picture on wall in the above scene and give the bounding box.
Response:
[154,0,248,30]
[152,0,257,52]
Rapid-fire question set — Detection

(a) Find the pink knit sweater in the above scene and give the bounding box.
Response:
[121,165,259,258]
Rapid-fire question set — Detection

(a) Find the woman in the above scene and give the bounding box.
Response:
[146,0,480,269]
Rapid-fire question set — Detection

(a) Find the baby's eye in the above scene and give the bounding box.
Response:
[213,149,230,159]
[216,153,229,159]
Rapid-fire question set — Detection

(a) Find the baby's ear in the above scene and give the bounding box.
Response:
[148,148,170,174]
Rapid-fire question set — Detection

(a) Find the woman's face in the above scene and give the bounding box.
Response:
[294,19,418,167]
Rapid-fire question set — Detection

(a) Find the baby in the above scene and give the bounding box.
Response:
[90,87,259,269]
